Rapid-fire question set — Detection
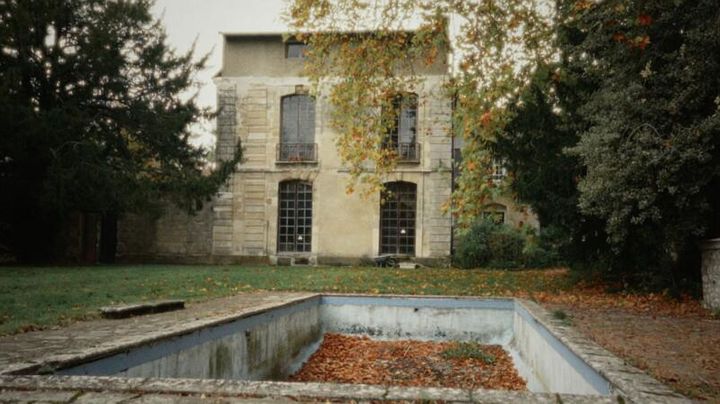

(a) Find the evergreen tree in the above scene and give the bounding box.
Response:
[0,0,241,262]
[498,0,720,285]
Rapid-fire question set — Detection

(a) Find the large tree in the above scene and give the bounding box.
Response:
[0,0,241,262]
[566,0,720,279]
[490,0,720,284]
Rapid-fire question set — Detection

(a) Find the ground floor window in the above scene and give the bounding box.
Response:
[380,181,417,255]
[482,203,507,225]
[278,181,312,252]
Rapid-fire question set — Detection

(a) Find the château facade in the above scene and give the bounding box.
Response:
[116,32,537,265]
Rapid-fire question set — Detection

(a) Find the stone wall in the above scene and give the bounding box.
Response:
[116,204,213,263]
[701,239,720,310]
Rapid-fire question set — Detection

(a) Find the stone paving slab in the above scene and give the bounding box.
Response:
[100,300,186,319]
[0,292,316,375]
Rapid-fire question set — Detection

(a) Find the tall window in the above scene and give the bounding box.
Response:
[384,94,419,161]
[278,181,313,253]
[380,182,417,255]
[279,94,316,162]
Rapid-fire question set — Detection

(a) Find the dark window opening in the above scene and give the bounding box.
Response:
[279,94,316,162]
[278,181,312,253]
[384,94,419,162]
[380,182,417,255]
[286,42,307,59]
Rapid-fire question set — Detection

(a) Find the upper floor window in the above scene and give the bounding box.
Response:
[491,158,507,182]
[278,94,316,162]
[384,93,419,162]
[286,42,307,59]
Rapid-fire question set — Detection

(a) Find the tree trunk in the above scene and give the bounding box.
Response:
[99,212,118,264]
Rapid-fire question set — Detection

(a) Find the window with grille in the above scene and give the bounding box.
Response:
[279,94,316,161]
[380,182,417,255]
[384,94,419,161]
[277,181,312,253]
[491,158,507,182]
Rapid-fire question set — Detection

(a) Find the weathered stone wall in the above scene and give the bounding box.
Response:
[701,239,720,310]
[116,85,242,263]
[212,74,454,263]
[116,204,213,262]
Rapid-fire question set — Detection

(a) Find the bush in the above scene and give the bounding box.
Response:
[487,225,525,268]
[455,219,563,269]
[453,220,495,268]
[455,219,524,268]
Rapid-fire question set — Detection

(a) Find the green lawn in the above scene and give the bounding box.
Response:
[0,265,571,336]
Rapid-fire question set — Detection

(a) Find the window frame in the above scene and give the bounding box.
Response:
[379,181,417,256]
[278,94,316,162]
[277,180,313,253]
[285,41,307,59]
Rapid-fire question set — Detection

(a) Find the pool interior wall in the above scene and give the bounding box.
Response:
[56,296,611,396]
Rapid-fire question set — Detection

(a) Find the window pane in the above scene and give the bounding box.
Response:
[281,95,315,145]
[286,43,306,58]
[380,182,416,255]
[278,181,313,253]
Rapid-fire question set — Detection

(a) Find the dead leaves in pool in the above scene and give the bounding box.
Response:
[290,333,527,390]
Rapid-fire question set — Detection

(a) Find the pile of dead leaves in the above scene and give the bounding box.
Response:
[289,333,526,390]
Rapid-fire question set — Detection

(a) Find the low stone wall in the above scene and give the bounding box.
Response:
[701,239,720,310]
[117,204,214,261]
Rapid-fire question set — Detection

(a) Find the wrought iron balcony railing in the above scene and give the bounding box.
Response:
[394,142,421,163]
[277,142,317,163]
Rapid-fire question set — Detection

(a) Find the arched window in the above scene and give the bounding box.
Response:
[279,94,316,162]
[384,93,419,161]
[380,181,417,255]
[277,180,313,252]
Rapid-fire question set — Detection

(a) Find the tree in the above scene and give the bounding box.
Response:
[495,0,720,285]
[289,0,553,199]
[0,0,241,262]
[565,0,720,281]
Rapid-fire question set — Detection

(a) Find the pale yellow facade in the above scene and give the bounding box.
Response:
[116,33,537,265]
[213,34,454,264]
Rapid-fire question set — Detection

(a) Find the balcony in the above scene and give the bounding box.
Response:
[277,143,317,163]
[393,142,421,163]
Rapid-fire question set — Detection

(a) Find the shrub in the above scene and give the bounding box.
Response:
[455,219,524,268]
[455,219,562,269]
[453,219,495,268]
[487,225,525,268]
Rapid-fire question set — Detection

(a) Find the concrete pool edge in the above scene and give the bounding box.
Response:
[0,293,320,377]
[0,294,689,403]
[0,375,618,403]
[513,299,686,403]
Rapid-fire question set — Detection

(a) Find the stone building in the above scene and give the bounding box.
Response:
[117,32,536,265]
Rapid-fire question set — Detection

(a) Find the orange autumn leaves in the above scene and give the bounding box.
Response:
[290,333,527,390]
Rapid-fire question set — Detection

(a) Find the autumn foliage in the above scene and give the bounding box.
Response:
[290,333,527,390]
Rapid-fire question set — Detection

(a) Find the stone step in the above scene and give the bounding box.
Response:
[100,300,185,319]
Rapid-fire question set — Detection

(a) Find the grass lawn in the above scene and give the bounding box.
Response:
[0,265,571,335]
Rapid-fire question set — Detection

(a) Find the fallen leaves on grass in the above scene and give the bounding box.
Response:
[520,283,708,317]
[290,334,526,390]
